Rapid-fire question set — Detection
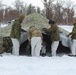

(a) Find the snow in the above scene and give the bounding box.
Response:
[58,25,73,33]
[58,25,73,47]
[0,24,8,28]
[0,53,76,75]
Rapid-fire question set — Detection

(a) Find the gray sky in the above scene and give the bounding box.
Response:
[2,0,44,10]
[2,0,76,10]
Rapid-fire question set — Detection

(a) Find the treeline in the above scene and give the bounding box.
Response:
[0,0,76,25]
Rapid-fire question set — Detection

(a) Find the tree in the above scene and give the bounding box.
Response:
[64,0,75,24]
[37,7,40,13]
[54,0,64,24]
[14,0,25,15]
[41,0,75,24]
[41,0,54,19]
[62,7,74,25]
[0,0,5,22]
[26,4,36,15]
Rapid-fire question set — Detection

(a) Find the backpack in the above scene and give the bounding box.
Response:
[0,36,4,54]
[3,36,13,53]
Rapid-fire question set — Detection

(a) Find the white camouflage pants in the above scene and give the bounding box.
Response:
[31,37,42,57]
[11,38,20,56]
[51,41,59,56]
[71,39,76,55]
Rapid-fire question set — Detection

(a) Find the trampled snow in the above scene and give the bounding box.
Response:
[0,53,76,75]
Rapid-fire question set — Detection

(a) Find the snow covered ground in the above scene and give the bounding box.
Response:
[0,23,8,28]
[0,53,76,75]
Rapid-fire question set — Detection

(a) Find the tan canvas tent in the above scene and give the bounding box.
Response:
[21,13,50,30]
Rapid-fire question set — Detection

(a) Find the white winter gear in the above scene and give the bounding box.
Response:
[11,38,19,56]
[31,37,42,56]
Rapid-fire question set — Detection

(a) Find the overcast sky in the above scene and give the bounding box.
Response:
[2,0,76,10]
[2,0,44,10]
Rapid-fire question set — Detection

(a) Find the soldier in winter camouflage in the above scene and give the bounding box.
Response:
[10,14,25,56]
[42,20,60,56]
[10,19,21,41]
[68,18,76,56]
[27,26,43,56]
[10,14,25,40]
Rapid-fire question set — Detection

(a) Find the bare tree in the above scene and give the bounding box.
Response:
[54,0,64,24]
[41,0,75,25]
[26,4,36,15]
[37,7,41,13]
[41,0,54,19]
[0,0,5,23]
[64,0,75,25]
[14,0,25,15]
[62,7,74,25]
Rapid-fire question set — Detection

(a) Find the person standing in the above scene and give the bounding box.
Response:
[10,14,25,56]
[68,18,76,56]
[42,20,60,56]
[27,26,43,57]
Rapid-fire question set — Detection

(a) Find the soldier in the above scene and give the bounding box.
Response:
[10,14,25,56]
[68,18,76,56]
[42,20,60,56]
[27,26,43,56]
